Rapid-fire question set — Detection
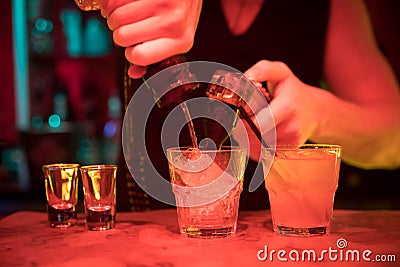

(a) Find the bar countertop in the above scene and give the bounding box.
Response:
[0,209,399,266]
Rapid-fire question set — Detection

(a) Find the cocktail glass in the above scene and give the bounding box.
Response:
[261,144,342,236]
[167,146,247,238]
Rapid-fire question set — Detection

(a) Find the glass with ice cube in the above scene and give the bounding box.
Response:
[167,147,247,238]
[261,144,342,236]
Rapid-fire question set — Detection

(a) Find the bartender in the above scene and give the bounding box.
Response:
[98,0,400,210]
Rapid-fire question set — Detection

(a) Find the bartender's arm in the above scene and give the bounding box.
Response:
[244,0,400,169]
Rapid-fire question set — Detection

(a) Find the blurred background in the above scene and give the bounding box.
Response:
[0,0,399,216]
[0,0,121,215]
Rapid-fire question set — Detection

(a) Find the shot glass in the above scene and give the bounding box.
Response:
[261,144,342,236]
[80,164,117,231]
[167,147,247,238]
[42,163,80,228]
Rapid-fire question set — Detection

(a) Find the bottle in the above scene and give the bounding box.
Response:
[74,0,101,11]
[142,55,199,108]
[202,99,239,149]
[73,0,199,108]
[123,56,199,210]
[205,70,270,148]
[73,0,200,210]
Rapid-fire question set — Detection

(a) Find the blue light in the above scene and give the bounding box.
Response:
[12,0,30,131]
[104,121,117,138]
[108,96,121,118]
[32,39,45,53]
[48,114,61,128]
[31,116,43,129]
[60,9,83,57]
[35,18,54,33]
[54,93,68,120]
[83,17,111,56]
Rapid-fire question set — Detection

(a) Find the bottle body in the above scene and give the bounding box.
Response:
[74,0,102,11]
[206,70,270,147]
[144,55,199,108]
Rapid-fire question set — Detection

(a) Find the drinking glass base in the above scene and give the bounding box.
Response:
[182,226,235,238]
[86,222,115,231]
[48,220,76,228]
[276,225,327,236]
[47,208,77,228]
[85,209,115,231]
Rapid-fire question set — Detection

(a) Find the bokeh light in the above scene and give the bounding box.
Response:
[48,114,61,128]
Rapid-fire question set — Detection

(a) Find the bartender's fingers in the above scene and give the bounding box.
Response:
[125,38,192,67]
[112,17,165,47]
[101,0,135,18]
[106,1,151,30]
[127,64,147,79]
[256,92,293,134]
[244,60,292,93]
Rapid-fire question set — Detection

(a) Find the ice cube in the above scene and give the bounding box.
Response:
[173,154,221,187]
[171,150,215,174]
[196,170,238,199]
[173,162,239,206]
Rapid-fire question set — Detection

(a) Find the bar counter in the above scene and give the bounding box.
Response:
[0,209,399,266]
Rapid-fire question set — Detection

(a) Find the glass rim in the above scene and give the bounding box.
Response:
[263,144,342,151]
[166,146,246,153]
[80,164,118,171]
[42,163,80,170]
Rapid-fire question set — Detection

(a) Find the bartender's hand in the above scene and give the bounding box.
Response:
[100,0,202,78]
[234,0,400,170]
[234,60,324,161]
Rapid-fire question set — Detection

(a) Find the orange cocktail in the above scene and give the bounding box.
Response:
[262,145,342,236]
